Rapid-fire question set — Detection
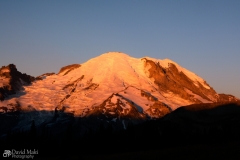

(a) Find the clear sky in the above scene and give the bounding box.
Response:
[0,0,240,98]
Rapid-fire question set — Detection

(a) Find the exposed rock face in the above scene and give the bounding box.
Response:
[217,94,240,103]
[86,93,146,120]
[58,64,81,75]
[142,58,217,103]
[0,64,35,100]
[145,101,171,118]
[35,72,55,80]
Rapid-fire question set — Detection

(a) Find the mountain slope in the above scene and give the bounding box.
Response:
[0,52,239,119]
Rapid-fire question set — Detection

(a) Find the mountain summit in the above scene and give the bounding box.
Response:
[0,52,239,119]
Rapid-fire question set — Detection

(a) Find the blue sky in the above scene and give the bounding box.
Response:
[0,0,240,98]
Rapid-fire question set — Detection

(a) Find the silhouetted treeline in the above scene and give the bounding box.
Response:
[1,103,240,159]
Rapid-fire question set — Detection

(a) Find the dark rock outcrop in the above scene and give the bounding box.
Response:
[86,93,146,120]
[217,94,240,103]
[58,64,81,75]
[0,64,35,100]
[35,72,55,80]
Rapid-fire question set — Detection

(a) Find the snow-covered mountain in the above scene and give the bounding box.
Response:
[0,52,239,119]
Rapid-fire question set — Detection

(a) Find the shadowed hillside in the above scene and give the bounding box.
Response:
[1,102,240,159]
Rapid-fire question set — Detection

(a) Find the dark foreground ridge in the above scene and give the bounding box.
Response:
[0,102,240,159]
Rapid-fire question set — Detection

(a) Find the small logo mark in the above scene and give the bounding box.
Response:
[3,150,11,157]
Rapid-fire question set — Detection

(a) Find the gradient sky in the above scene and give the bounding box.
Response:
[0,0,240,98]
